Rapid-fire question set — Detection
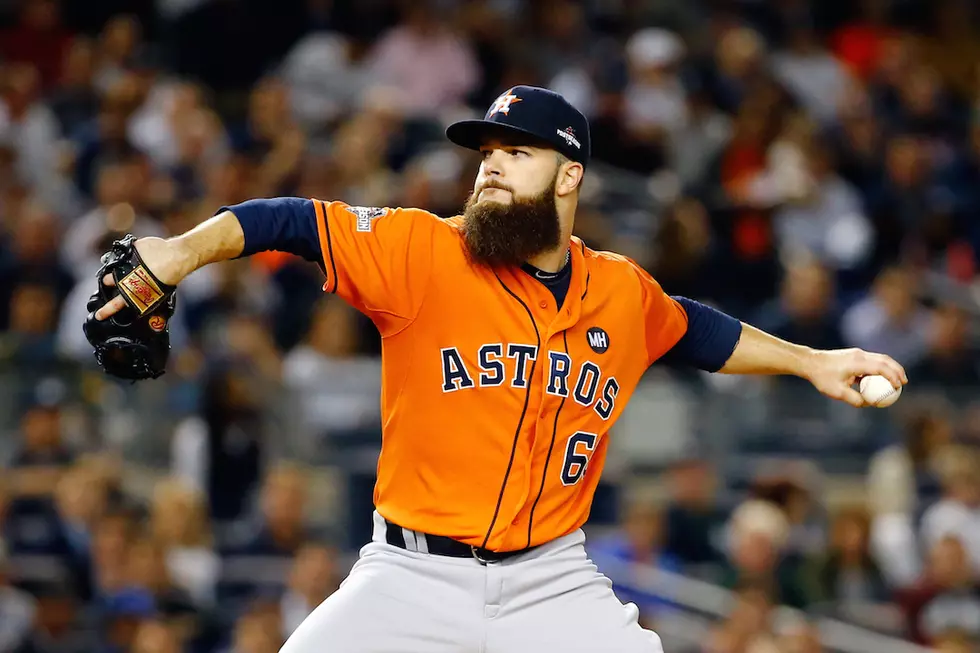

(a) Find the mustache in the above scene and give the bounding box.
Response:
[477,181,514,194]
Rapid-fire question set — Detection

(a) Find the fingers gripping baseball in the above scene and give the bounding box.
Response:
[855,350,907,390]
[807,348,908,408]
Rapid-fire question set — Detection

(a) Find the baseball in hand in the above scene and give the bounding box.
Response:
[859,375,902,407]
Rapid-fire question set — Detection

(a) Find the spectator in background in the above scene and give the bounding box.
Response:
[531,0,591,87]
[664,459,726,573]
[748,470,826,561]
[171,364,267,525]
[69,74,142,199]
[61,153,161,279]
[717,89,794,311]
[282,299,381,448]
[187,154,253,226]
[149,480,218,609]
[708,26,768,115]
[230,464,311,558]
[841,266,932,368]
[721,498,813,609]
[160,98,226,206]
[92,15,142,95]
[227,602,282,653]
[588,497,682,627]
[773,137,875,279]
[866,134,933,264]
[541,2,597,119]
[0,63,64,194]
[0,282,58,367]
[832,83,885,196]
[90,510,137,601]
[75,453,125,512]
[2,464,73,597]
[130,620,181,653]
[218,465,312,610]
[228,77,305,198]
[127,537,197,618]
[921,0,980,102]
[98,588,156,653]
[128,76,211,173]
[754,257,844,351]
[13,580,93,653]
[0,199,73,329]
[775,619,823,653]
[897,535,980,645]
[667,86,733,194]
[622,28,688,142]
[279,29,362,133]
[868,395,954,588]
[649,198,718,303]
[704,584,779,653]
[830,0,895,82]
[920,445,980,572]
[47,36,98,138]
[938,117,980,256]
[280,543,338,637]
[810,505,888,607]
[771,17,852,125]
[890,63,960,164]
[320,105,399,208]
[8,393,73,498]
[0,540,36,652]
[588,31,677,176]
[395,146,471,219]
[54,463,110,598]
[0,0,73,89]
[364,0,479,119]
[910,304,980,389]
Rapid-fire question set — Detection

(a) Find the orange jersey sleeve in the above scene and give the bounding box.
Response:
[313,200,436,335]
[627,259,689,366]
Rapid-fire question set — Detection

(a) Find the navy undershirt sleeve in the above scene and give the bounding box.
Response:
[659,296,742,372]
[220,197,322,264]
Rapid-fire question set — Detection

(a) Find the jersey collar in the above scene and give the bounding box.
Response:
[549,236,590,332]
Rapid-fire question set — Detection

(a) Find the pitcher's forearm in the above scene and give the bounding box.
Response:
[717,322,814,377]
[169,210,246,278]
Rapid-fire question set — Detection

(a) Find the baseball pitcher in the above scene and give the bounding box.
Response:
[85,86,906,652]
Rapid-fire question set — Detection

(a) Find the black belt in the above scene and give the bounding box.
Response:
[384,519,536,564]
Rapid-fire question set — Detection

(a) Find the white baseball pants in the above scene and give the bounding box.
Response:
[279,512,665,653]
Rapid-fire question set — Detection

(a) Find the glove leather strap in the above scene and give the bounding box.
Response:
[115,265,168,316]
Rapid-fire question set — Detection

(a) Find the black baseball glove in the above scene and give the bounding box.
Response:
[83,234,177,381]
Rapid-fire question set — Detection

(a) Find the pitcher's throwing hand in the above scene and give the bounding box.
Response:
[806,348,907,407]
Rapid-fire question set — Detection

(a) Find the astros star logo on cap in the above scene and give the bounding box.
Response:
[488,89,522,117]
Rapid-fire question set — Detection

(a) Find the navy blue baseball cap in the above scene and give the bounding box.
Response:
[447,86,591,168]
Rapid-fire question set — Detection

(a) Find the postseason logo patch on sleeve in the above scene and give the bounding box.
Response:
[347,206,388,232]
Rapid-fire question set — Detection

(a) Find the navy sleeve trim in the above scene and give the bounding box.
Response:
[222,198,321,264]
[314,199,338,294]
[660,297,742,372]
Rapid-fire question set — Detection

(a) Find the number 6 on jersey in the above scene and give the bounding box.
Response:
[560,431,598,486]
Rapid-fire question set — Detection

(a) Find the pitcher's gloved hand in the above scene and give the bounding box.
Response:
[83,234,177,381]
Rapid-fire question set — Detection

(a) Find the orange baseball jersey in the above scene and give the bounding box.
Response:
[312,199,689,552]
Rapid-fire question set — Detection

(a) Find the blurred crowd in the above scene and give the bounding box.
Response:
[0,0,978,651]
